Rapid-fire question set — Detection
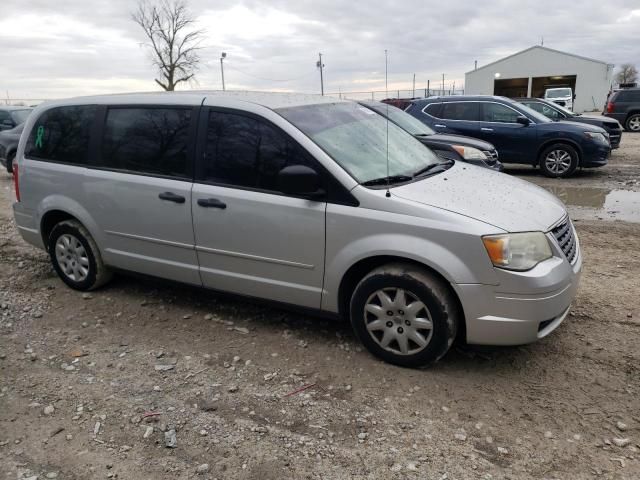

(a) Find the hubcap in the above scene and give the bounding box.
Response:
[55,234,89,282]
[364,288,433,356]
[629,116,640,131]
[545,149,572,174]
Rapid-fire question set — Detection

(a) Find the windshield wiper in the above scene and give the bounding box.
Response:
[361,174,413,187]
[412,159,454,177]
[414,133,433,137]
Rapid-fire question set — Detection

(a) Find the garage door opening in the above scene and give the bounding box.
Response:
[531,75,577,99]
[493,77,529,97]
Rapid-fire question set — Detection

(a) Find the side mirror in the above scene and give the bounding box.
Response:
[573,94,576,100]
[0,120,14,130]
[277,165,324,198]
[516,116,531,126]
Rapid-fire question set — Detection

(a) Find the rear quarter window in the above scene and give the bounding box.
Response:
[423,103,442,118]
[441,102,480,121]
[25,105,96,165]
[615,90,640,102]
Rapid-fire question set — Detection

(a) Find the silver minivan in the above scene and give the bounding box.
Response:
[12,92,582,367]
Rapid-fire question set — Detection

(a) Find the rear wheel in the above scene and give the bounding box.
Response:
[349,263,459,368]
[539,143,579,178]
[48,220,112,291]
[625,113,640,132]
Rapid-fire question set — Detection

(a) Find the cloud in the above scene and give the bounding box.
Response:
[0,0,638,101]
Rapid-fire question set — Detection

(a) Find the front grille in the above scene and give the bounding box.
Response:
[551,218,577,263]
[482,149,499,165]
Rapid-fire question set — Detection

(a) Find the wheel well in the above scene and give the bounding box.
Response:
[626,110,640,120]
[40,210,78,250]
[536,139,582,166]
[337,255,466,340]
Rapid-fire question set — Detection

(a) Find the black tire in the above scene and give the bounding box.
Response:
[349,263,459,368]
[48,220,112,291]
[538,143,579,178]
[625,113,640,132]
[6,151,14,173]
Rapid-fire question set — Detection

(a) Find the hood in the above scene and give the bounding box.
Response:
[392,163,566,232]
[540,120,607,134]
[565,116,620,129]
[421,133,494,151]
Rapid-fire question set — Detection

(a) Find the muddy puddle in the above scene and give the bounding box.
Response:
[543,185,640,223]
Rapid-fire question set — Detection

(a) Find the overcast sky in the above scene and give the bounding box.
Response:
[1,0,638,102]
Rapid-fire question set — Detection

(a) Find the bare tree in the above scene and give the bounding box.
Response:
[132,0,205,91]
[615,63,638,85]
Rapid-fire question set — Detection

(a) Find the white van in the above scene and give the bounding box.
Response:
[544,87,574,111]
[12,92,582,367]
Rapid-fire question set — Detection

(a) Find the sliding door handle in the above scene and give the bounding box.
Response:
[158,192,186,204]
[197,198,227,209]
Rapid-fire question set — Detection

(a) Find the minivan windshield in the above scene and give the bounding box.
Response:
[363,102,436,136]
[277,102,443,184]
[546,88,572,99]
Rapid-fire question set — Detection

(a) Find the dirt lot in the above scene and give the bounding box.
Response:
[1,133,639,480]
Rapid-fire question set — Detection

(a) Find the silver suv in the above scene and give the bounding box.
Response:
[12,92,582,367]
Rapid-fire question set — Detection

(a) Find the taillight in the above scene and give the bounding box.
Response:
[606,102,615,113]
[13,163,20,202]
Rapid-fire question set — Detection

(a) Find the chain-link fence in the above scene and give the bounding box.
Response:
[326,85,465,101]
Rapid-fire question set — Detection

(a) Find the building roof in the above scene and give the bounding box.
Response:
[466,46,610,75]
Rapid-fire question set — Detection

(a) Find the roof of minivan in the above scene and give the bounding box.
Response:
[38,91,348,111]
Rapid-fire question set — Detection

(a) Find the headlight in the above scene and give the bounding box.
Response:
[584,132,608,145]
[482,232,552,271]
[451,145,487,161]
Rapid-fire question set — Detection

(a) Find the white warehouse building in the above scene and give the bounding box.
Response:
[465,46,614,113]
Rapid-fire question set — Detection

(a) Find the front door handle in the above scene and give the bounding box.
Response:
[481,127,494,132]
[434,124,447,128]
[158,192,186,204]
[197,198,227,209]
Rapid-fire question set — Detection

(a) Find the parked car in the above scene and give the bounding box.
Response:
[515,98,623,149]
[405,95,610,178]
[13,92,581,367]
[604,87,640,132]
[544,87,574,111]
[0,123,24,173]
[358,101,503,171]
[0,106,32,131]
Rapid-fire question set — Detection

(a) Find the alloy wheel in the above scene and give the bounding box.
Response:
[55,234,90,282]
[544,149,572,174]
[628,115,640,132]
[363,288,434,356]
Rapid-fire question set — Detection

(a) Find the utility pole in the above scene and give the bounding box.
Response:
[412,73,416,98]
[220,52,227,91]
[442,73,445,95]
[474,60,477,70]
[427,79,430,97]
[316,53,325,96]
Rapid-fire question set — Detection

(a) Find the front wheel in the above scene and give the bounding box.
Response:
[625,113,640,132]
[349,264,459,368]
[539,144,579,178]
[48,220,112,291]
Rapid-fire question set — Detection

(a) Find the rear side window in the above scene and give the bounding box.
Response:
[441,102,480,121]
[25,106,96,164]
[100,108,192,178]
[203,111,314,192]
[423,103,442,118]
[481,103,520,123]
[616,90,640,102]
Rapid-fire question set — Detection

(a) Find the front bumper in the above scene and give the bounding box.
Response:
[581,142,610,168]
[454,228,582,346]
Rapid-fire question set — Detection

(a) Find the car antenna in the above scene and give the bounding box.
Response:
[385,49,391,198]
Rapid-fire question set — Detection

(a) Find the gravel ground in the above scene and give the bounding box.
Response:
[1,132,639,480]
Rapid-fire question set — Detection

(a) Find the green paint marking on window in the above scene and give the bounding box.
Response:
[35,126,44,149]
